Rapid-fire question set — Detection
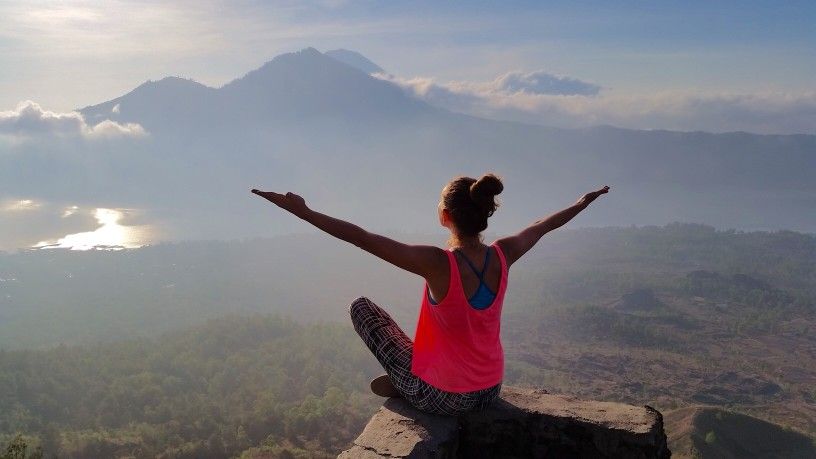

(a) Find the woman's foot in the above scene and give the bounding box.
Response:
[370,374,401,398]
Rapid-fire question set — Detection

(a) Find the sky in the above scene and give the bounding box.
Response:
[0,0,814,114]
[1,0,815,251]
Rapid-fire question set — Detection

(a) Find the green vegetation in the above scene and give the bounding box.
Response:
[0,316,381,458]
[1,224,815,456]
[554,304,680,348]
[1,436,42,459]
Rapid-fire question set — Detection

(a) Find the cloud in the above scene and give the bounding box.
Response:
[62,205,79,218]
[2,198,42,211]
[85,119,147,139]
[0,101,147,140]
[493,71,600,96]
[376,73,816,134]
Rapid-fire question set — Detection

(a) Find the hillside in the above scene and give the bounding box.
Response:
[0,315,382,458]
[664,407,816,458]
[3,310,812,458]
[1,224,815,456]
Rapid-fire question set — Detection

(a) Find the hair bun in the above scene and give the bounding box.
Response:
[469,173,503,216]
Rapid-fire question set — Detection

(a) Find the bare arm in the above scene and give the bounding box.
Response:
[496,186,610,267]
[251,189,446,278]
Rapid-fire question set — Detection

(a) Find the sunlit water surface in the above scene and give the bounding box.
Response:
[34,208,151,251]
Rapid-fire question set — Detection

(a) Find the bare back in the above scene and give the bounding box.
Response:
[426,243,504,304]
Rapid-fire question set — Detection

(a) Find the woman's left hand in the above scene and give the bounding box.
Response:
[251,189,310,217]
[577,185,610,207]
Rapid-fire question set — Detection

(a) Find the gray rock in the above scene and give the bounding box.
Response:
[339,386,670,458]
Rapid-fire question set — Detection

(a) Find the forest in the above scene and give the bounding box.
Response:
[1,223,815,457]
[1,315,380,458]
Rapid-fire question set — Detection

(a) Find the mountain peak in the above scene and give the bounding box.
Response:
[279,47,323,60]
[224,47,338,87]
[79,76,213,116]
[324,49,385,74]
[259,47,324,68]
[135,76,209,92]
[217,47,430,119]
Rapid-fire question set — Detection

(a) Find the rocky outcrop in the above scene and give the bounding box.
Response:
[339,386,670,458]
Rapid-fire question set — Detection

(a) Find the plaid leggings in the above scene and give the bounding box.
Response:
[349,296,501,416]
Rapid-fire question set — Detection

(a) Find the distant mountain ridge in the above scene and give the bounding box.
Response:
[81,48,431,134]
[1,46,811,247]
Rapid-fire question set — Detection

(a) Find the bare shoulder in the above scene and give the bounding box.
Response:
[420,245,450,270]
[415,245,450,285]
[492,237,520,268]
[401,244,446,255]
[398,243,449,277]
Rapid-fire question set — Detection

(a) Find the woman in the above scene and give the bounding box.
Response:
[251,174,609,416]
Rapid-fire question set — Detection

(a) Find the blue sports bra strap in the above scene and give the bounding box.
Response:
[481,247,491,276]
[455,248,490,281]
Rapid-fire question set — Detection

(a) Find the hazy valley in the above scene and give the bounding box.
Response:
[2,224,815,457]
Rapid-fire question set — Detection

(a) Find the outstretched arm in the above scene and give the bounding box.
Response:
[251,189,446,278]
[496,186,610,267]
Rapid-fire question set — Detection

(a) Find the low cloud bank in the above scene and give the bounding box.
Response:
[2,198,42,212]
[0,101,147,140]
[376,72,816,134]
[493,71,601,96]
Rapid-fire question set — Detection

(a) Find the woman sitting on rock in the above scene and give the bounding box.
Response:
[252,174,609,416]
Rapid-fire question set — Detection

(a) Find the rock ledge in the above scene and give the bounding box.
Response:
[339,386,670,458]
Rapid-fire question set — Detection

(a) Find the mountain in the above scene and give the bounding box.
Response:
[82,76,218,132]
[1,47,814,251]
[218,47,424,120]
[81,48,430,134]
[325,49,385,74]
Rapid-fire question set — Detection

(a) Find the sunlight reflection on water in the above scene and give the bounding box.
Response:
[34,208,151,251]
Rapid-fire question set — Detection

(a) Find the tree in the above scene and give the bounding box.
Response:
[1,436,43,459]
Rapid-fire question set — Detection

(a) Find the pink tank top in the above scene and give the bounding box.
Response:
[410,242,508,392]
